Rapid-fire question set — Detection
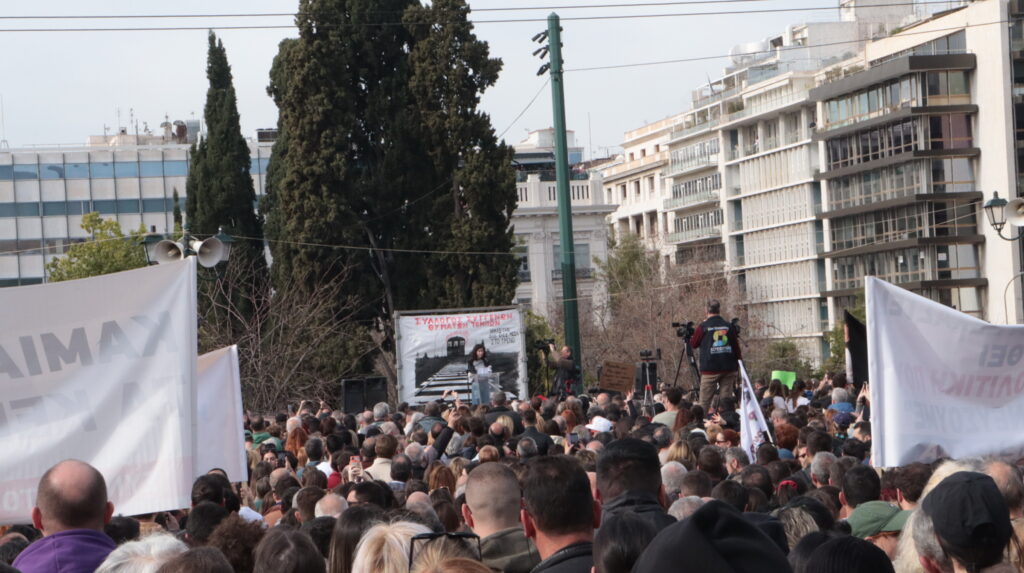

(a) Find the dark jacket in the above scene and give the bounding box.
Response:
[13,529,116,573]
[519,426,555,456]
[601,490,676,532]
[482,527,541,573]
[530,541,593,573]
[691,315,740,374]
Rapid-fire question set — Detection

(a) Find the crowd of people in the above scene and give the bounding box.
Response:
[1,371,1023,573]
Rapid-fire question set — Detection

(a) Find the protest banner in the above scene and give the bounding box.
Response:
[739,360,772,462]
[0,259,198,524]
[600,361,636,395]
[197,345,247,483]
[867,277,1024,466]
[395,307,527,404]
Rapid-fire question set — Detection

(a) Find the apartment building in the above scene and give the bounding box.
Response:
[608,4,916,363]
[813,0,1024,324]
[602,116,679,266]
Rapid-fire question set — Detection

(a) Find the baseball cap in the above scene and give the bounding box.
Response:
[846,501,909,538]
[585,416,613,433]
[833,412,855,428]
[922,471,1012,554]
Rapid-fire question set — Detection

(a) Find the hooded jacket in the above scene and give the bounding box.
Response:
[631,500,791,573]
[601,490,676,532]
[13,529,116,573]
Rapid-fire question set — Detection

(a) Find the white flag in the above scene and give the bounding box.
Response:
[0,260,198,523]
[867,277,1024,466]
[738,360,772,462]
[197,346,247,483]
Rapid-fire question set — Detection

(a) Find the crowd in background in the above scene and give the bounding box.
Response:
[0,371,1022,573]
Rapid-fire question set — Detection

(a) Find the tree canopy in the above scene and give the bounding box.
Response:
[45,213,148,282]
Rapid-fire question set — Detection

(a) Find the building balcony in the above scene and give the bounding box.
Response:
[667,226,722,244]
[665,155,718,177]
[552,267,594,281]
[663,189,720,211]
[731,219,744,232]
[669,118,721,143]
[518,270,532,283]
[721,91,809,125]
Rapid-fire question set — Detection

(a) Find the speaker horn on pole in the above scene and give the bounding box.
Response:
[190,237,225,268]
[152,240,185,264]
[1005,198,1024,227]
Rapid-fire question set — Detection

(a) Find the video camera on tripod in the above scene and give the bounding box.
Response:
[672,321,696,341]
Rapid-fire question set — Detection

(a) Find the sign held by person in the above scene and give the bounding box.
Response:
[197,345,247,483]
[867,277,1024,466]
[0,260,198,524]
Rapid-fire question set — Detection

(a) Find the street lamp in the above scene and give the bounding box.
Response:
[983,192,1024,240]
[142,225,233,268]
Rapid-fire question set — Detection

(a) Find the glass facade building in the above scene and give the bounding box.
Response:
[812,42,986,317]
[0,142,272,287]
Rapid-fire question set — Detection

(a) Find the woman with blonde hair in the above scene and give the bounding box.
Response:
[664,439,697,470]
[410,535,480,573]
[350,521,431,573]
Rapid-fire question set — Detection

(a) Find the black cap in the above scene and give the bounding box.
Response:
[922,471,1012,552]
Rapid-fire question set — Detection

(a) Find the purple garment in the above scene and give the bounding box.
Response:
[13,529,116,573]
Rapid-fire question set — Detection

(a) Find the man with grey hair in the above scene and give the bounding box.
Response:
[517,438,539,460]
[668,496,705,521]
[828,388,854,414]
[405,442,426,480]
[315,493,348,518]
[372,402,391,425]
[94,533,186,573]
[660,462,689,500]
[810,452,837,488]
[463,463,540,573]
[724,447,749,478]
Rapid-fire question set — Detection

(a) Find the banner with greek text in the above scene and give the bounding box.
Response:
[867,277,1024,467]
[739,361,772,463]
[395,308,527,404]
[197,345,247,483]
[0,259,197,524]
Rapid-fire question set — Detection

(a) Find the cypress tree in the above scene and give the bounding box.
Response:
[186,31,264,268]
[264,0,423,316]
[405,0,518,307]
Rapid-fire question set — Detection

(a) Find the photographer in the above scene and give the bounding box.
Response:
[546,343,577,398]
[689,299,741,414]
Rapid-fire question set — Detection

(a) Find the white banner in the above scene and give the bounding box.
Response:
[738,360,772,462]
[395,308,527,404]
[197,346,247,483]
[867,277,1024,467]
[0,260,197,523]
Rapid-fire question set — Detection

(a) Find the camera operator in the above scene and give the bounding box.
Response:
[689,299,741,414]
[546,343,577,398]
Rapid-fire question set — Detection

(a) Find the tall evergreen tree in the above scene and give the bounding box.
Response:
[264,0,518,387]
[264,0,424,317]
[405,0,518,308]
[186,31,264,268]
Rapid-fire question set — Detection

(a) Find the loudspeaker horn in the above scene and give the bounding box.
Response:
[1006,198,1024,227]
[153,240,185,264]
[190,237,225,268]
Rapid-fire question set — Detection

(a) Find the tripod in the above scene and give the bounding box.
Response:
[672,336,703,402]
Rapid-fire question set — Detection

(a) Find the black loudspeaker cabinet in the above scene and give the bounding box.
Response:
[341,377,390,414]
[635,362,657,394]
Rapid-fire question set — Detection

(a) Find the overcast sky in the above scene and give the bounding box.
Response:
[0,0,850,156]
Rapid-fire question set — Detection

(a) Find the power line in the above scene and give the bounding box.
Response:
[0,1,964,31]
[498,77,550,140]
[0,1,795,20]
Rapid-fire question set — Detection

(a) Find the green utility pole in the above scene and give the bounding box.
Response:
[535,13,582,393]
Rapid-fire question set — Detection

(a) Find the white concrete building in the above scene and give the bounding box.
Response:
[512,130,616,318]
